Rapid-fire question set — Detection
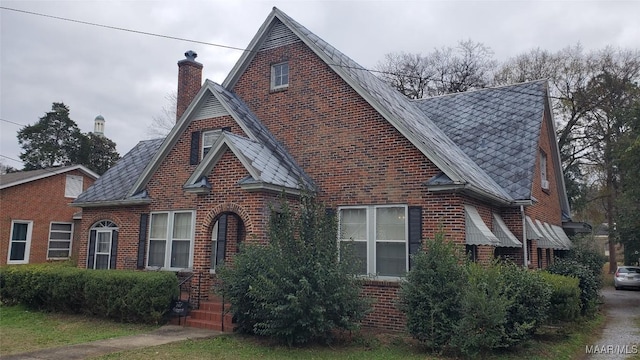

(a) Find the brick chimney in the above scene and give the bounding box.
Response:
[176,50,203,121]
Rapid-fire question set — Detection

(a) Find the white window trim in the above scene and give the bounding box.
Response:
[210,220,219,274]
[201,130,221,159]
[47,222,74,260]
[65,174,83,198]
[338,205,408,280]
[7,220,33,264]
[94,229,113,269]
[540,151,549,189]
[271,62,289,90]
[146,210,196,271]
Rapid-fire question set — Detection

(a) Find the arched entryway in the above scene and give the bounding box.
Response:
[210,212,245,273]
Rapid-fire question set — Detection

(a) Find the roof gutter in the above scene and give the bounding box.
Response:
[426,182,514,207]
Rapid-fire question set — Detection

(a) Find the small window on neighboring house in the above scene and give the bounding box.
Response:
[540,151,549,190]
[271,62,289,90]
[202,130,221,158]
[8,220,33,264]
[47,222,73,259]
[65,175,83,198]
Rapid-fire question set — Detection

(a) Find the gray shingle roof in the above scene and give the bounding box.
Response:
[264,8,512,203]
[415,80,547,200]
[210,82,314,189]
[73,139,163,205]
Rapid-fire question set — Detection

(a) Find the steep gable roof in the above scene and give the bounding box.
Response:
[185,132,307,194]
[224,7,512,204]
[73,139,163,206]
[0,165,99,190]
[128,80,314,198]
[415,81,546,200]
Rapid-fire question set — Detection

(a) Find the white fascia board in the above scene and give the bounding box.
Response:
[0,165,99,190]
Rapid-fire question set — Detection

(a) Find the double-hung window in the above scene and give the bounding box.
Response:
[271,62,289,90]
[148,211,194,270]
[202,130,221,158]
[339,205,408,278]
[540,150,549,190]
[47,222,73,259]
[8,220,33,264]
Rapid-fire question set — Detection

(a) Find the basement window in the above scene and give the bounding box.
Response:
[271,62,289,90]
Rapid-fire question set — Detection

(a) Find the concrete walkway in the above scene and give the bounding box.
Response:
[2,325,221,360]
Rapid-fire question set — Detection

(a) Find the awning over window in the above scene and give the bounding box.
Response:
[525,216,543,240]
[464,205,500,246]
[492,213,522,248]
[534,219,561,249]
[543,222,566,250]
[550,224,572,250]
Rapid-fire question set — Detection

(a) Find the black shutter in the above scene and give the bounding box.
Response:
[87,230,96,269]
[110,230,119,269]
[137,214,149,269]
[216,214,228,266]
[189,131,200,165]
[408,206,423,270]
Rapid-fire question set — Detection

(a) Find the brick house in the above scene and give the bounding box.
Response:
[1,165,98,265]
[72,8,573,331]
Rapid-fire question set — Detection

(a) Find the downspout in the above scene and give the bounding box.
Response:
[521,205,528,268]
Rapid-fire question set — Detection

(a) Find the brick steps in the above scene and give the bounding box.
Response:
[180,298,235,332]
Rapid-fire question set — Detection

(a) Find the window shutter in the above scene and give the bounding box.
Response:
[137,214,148,269]
[408,206,422,270]
[190,131,200,165]
[110,230,119,269]
[87,230,96,269]
[216,214,228,266]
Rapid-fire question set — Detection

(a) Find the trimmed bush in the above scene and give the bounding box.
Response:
[547,258,600,316]
[218,195,368,346]
[540,272,581,322]
[398,232,466,352]
[500,262,551,345]
[452,262,512,357]
[0,263,177,324]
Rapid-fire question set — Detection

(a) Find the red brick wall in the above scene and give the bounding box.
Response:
[1,170,95,265]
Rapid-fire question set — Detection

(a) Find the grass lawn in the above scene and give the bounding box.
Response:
[0,304,159,356]
[0,303,606,360]
[94,315,605,360]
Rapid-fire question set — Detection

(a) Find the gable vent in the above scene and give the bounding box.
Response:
[259,19,300,51]
[193,93,229,120]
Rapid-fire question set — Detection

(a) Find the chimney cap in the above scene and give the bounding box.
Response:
[184,50,198,61]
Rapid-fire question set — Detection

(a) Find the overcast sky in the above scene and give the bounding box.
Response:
[1,0,639,171]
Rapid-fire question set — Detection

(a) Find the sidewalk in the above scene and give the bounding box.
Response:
[2,325,221,360]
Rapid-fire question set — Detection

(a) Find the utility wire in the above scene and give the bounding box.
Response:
[0,118,26,127]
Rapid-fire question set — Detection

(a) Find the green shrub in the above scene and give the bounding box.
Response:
[452,262,512,357]
[398,232,466,352]
[564,243,606,289]
[499,262,551,345]
[540,272,581,322]
[547,258,599,316]
[218,195,368,346]
[0,263,177,324]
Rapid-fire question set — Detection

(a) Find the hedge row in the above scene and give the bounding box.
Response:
[0,263,178,324]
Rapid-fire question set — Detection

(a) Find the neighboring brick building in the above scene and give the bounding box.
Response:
[73,8,573,331]
[1,165,98,265]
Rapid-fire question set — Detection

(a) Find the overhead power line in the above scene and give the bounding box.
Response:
[0,6,248,52]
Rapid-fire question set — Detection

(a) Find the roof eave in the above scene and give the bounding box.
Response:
[0,165,100,190]
[240,181,304,196]
[71,198,152,208]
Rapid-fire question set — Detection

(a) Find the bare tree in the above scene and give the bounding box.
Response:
[375,40,498,99]
[147,92,177,139]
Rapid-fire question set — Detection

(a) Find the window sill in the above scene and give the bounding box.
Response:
[358,276,404,287]
[269,86,288,93]
[146,266,193,273]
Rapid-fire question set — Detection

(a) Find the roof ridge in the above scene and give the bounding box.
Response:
[412,79,548,102]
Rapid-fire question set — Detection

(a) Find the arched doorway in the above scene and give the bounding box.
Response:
[210,212,245,273]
